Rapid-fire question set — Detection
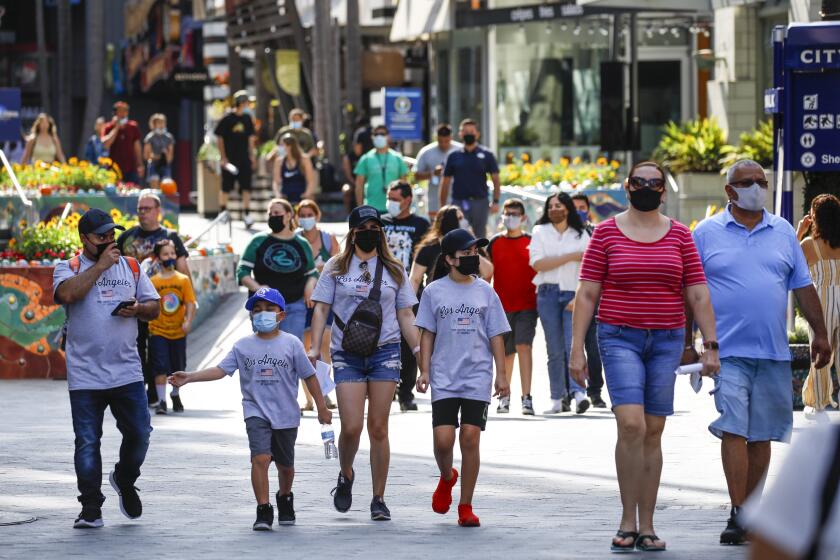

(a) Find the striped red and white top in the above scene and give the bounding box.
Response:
[579,218,706,329]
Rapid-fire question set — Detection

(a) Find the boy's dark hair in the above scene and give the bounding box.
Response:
[153,238,175,259]
[571,192,591,209]
[503,198,526,215]
[373,124,389,134]
[388,180,413,199]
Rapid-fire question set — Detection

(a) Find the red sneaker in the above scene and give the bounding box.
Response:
[432,468,459,514]
[457,504,480,527]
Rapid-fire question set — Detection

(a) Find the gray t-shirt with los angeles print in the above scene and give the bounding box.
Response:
[311,254,418,356]
[218,332,316,429]
[414,276,510,403]
[53,254,160,391]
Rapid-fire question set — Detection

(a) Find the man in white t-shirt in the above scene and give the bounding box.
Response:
[414,123,462,220]
[743,424,840,559]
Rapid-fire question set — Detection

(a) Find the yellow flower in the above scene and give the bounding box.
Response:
[610,160,621,169]
[551,171,562,182]
[68,157,78,166]
[573,157,582,165]
[110,209,123,221]
[597,157,608,166]
[521,153,530,163]
[560,157,570,167]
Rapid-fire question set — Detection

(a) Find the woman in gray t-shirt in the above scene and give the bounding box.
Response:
[309,205,421,521]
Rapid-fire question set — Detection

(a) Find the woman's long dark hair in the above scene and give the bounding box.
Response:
[811,194,840,248]
[416,204,461,252]
[431,252,452,282]
[536,192,585,237]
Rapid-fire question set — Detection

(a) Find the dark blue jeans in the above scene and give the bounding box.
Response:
[69,381,152,506]
[537,284,585,399]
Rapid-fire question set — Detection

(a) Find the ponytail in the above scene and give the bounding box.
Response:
[430,252,451,282]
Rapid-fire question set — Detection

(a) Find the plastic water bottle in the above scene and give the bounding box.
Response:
[321,424,338,460]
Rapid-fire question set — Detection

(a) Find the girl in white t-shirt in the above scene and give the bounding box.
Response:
[415,228,510,527]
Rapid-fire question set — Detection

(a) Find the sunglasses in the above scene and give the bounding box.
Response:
[628,176,666,191]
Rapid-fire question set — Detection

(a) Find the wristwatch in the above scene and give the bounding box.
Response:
[702,340,719,350]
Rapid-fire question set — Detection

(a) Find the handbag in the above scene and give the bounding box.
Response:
[334,258,384,357]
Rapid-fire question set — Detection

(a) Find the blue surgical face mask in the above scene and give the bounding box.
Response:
[373,135,388,149]
[290,120,302,130]
[252,311,279,333]
[577,210,589,223]
[162,258,177,269]
[299,216,317,231]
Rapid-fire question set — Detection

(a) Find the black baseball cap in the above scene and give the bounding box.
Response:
[348,205,383,229]
[441,228,488,255]
[78,208,125,235]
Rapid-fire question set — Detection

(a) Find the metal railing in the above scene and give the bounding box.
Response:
[182,210,233,248]
[0,149,39,229]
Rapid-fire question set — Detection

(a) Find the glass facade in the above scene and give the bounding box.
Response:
[495,22,610,150]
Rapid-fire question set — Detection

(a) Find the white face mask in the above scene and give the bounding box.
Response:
[386,200,403,217]
[503,215,522,230]
[290,120,302,130]
[373,135,388,149]
[299,216,317,231]
[731,182,767,212]
[277,146,287,159]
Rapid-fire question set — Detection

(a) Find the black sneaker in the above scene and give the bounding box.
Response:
[253,504,274,531]
[155,401,167,415]
[575,394,590,415]
[171,394,184,413]
[73,504,103,529]
[399,399,418,412]
[561,396,572,413]
[370,496,391,521]
[109,470,142,519]
[590,394,608,409]
[331,469,354,513]
[276,491,296,525]
[720,507,747,545]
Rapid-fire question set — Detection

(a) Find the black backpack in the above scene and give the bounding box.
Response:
[334,258,384,357]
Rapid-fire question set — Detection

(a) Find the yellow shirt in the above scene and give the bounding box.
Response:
[149,271,196,339]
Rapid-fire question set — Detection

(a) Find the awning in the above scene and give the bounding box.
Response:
[295,0,396,28]
[389,0,452,42]
[576,0,712,11]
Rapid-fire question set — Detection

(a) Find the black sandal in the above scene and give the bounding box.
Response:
[611,531,638,553]
[635,534,666,552]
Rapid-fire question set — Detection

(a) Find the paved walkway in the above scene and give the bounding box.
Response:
[1,216,834,559]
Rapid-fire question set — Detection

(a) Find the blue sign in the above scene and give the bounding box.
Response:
[382,87,423,142]
[0,88,22,142]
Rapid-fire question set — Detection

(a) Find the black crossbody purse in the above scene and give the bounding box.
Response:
[333,258,384,357]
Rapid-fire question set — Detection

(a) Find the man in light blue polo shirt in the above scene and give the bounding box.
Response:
[689,159,831,546]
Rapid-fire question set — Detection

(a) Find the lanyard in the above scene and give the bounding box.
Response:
[376,152,390,192]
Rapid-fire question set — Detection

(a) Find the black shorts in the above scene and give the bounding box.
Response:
[221,163,253,193]
[503,310,538,355]
[148,335,187,376]
[432,398,489,431]
[245,417,297,467]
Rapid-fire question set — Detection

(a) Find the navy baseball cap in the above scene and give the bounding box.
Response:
[348,205,383,229]
[245,287,286,311]
[441,228,488,256]
[78,208,126,235]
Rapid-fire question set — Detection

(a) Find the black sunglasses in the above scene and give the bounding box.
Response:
[628,176,666,191]
[728,179,769,189]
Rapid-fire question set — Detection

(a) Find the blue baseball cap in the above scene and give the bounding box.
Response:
[245,287,286,311]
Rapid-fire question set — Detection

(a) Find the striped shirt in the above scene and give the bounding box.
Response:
[579,218,706,329]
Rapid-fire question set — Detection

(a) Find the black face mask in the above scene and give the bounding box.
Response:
[463,134,477,145]
[268,215,285,233]
[354,229,379,252]
[628,188,662,212]
[455,254,480,276]
[87,236,114,258]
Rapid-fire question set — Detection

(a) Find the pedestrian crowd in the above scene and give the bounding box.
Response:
[51,108,840,558]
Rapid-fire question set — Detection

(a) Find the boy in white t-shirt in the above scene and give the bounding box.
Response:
[169,287,332,531]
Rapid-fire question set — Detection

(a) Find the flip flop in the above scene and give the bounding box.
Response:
[611,531,638,553]
[635,534,667,552]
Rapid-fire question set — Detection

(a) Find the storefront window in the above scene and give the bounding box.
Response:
[495,21,610,150]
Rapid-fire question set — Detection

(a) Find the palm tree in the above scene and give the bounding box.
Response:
[56,0,72,152]
[78,0,104,157]
[35,0,50,114]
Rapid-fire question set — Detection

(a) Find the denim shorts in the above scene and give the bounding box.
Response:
[304,306,334,331]
[332,342,401,384]
[708,357,793,443]
[597,323,684,416]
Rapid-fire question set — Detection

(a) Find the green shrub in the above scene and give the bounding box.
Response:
[722,119,773,169]
[653,118,730,174]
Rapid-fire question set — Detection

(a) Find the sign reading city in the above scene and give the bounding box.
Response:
[382,87,423,142]
[0,88,21,142]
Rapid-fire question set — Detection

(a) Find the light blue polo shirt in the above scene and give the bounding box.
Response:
[692,207,812,361]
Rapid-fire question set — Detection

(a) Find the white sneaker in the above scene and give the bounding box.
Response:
[497,396,510,413]
[543,399,565,414]
[574,392,590,414]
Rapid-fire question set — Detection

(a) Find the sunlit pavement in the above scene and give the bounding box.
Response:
[1,214,831,559]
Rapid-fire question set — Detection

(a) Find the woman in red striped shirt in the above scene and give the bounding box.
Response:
[569,161,720,552]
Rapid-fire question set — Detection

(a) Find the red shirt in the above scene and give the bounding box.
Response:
[579,218,706,329]
[487,233,537,312]
[102,120,142,177]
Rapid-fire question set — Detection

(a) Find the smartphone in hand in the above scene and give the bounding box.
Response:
[111,300,136,316]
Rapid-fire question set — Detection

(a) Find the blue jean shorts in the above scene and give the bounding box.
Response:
[597,323,684,416]
[709,357,793,443]
[332,342,401,384]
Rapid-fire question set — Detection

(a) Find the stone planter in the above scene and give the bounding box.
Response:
[670,172,726,225]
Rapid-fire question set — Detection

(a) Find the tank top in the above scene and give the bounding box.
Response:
[32,137,57,163]
[280,157,307,203]
[804,240,840,411]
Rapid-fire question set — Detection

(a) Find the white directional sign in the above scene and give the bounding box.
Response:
[801,151,817,168]
[801,132,816,148]
[804,94,819,110]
